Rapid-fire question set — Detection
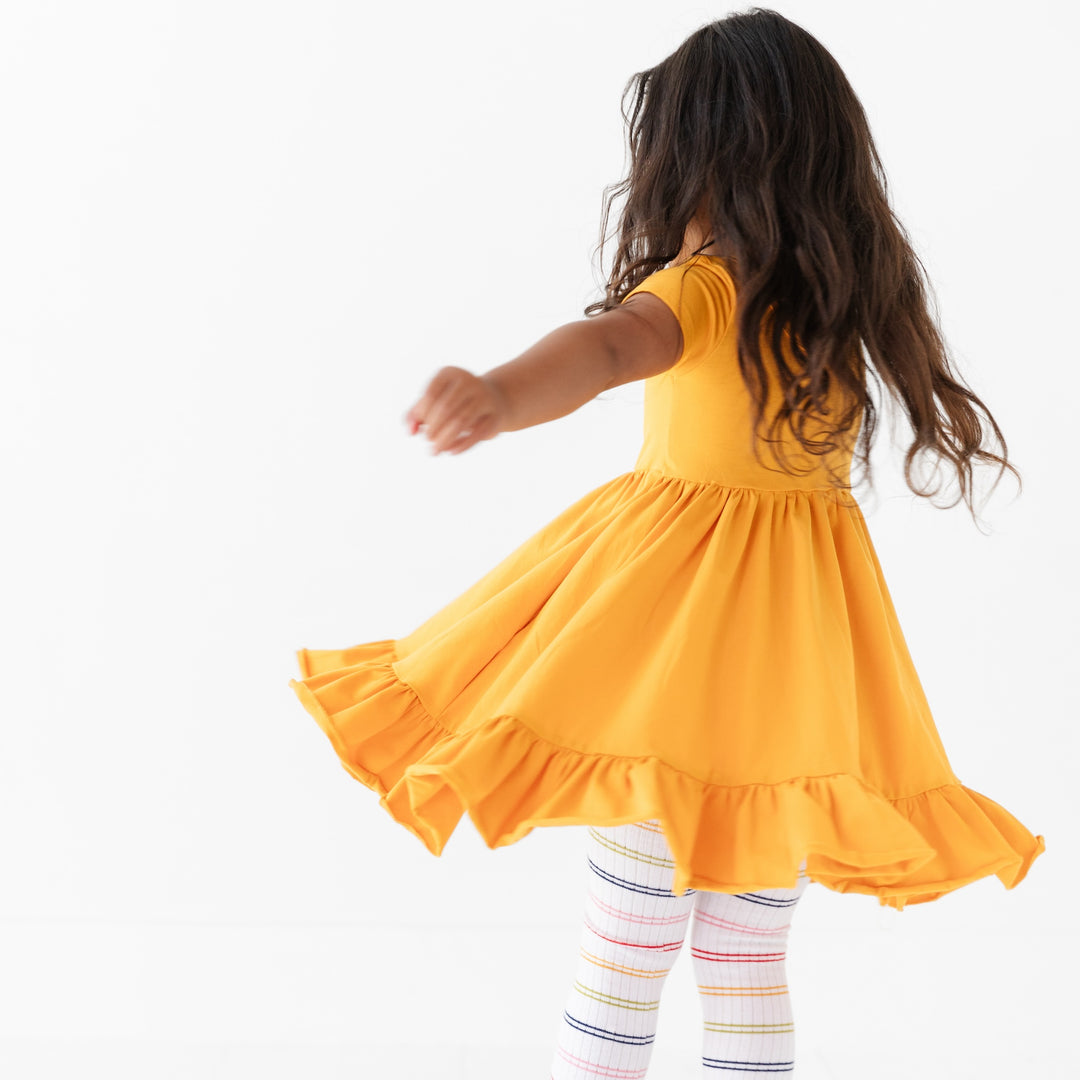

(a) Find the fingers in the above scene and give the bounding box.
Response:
[407,367,465,444]
[427,400,489,455]
[438,411,499,455]
[406,366,498,456]
[403,369,453,434]
[426,391,474,452]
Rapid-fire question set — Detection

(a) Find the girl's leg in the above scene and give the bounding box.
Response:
[690,860,811,1076]
[549,819,696,1080]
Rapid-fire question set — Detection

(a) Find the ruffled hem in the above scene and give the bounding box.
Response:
[288,641,1045,911]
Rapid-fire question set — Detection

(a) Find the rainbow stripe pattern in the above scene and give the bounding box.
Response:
[550,820,810,1078]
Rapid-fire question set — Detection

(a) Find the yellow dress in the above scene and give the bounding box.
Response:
[288,253,1045,909]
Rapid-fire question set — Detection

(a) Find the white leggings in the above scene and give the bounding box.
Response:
[549,819,811,1078]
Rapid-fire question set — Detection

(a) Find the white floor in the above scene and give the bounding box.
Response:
[0,920,1063,1079]
[0,1040,1063,1080]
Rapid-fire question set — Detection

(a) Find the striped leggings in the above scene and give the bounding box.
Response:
[550,819,811,1079]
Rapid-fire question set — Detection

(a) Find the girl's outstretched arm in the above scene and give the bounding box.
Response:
[405,292,682,456]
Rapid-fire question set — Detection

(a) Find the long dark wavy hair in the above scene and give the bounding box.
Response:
[585,7,1020,523]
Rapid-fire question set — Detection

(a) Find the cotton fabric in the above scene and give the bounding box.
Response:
[288,253,1045,909]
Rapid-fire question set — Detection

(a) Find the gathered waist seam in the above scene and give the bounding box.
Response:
[630,467,854,496]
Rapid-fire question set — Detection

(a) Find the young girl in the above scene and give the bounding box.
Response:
[289,8,1045,1077]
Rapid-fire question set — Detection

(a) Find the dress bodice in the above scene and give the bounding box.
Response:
[625,252,861,493]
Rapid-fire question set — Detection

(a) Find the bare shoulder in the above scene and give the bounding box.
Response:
[596,291,684,387]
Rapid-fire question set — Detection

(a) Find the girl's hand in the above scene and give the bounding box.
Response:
[403,366,508,456]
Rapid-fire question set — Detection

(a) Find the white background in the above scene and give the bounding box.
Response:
[1,0,1075,1076]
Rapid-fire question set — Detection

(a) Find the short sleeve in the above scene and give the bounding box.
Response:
[620,254,735,376]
